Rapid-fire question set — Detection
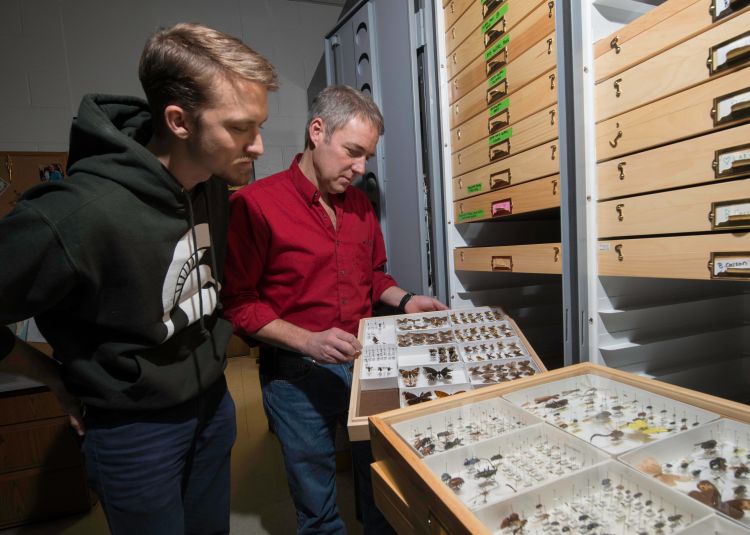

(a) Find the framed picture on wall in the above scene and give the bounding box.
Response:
[38,163,65,182]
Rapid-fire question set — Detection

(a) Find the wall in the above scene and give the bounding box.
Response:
[0,0,341,178]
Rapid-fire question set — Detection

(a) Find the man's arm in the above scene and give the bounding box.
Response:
[253,319,361,364]
[0,331,84,435]
[379,286,448,313]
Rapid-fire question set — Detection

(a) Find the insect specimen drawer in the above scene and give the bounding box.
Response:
[347,306,546,441]
[368,363,750,535]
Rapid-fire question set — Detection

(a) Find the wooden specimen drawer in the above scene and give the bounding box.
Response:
[371,461,416,535]
[444,0,473,20]
[596,67,750,161]
[454,174,560,223]
[598,233,750,280]
[596,10,750,122]
[446,0,555,81]
[454,243,562,274]
[449,31,556,105]
[453,103,558,176]
[0,419,81,474]
[594,0,748,83]
[453,139,558,200]
[597,122,750,200]
[598,178,750,237]
[451,69,557,151]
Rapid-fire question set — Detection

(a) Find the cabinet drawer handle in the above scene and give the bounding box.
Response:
[491,198,512,217]
[609,124,623,148]
[454,103,460,116]
[610,36,621,54]
[491,255,513,271]
[484,19,507,48]
[549,73,556,90]
[553,246,560,262]
[482,0,503,18]
[547,38,553,55]
[708,197,750,230]
[489,140,510,162]
[488,111,510,134]
[551,179,558,196]
[711,0,750,21]
[708,30,750,75]
[711,88,750,125]
[457,178,463,190]
[549,109,556,126]
[456,128,462,140]
[615,244,624,262]
[617,161,626,180]
[712,143,750,178]
[490,169,511,188]
[708,252,750,280]
[616,203,624,221]
[451,27,456,41]
[486,80,508,105]
[614,78,622,98]
[486,49,508,76]
[548,0,555,18]
[551,144,557,160]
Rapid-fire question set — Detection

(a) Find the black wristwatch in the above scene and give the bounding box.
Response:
[397,292,415,313]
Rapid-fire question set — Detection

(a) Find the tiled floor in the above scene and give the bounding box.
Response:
[1,356,363,535]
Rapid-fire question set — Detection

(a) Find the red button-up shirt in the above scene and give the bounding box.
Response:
[222,157,397,337]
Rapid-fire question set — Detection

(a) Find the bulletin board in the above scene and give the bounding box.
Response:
[0,152,68,219]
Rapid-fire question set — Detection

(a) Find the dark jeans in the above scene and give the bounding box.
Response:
[80,376,236,535]
[260,349,395,535]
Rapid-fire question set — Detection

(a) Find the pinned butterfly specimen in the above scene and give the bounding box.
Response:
[637,457,691,486]
[423,366,452,382]
[399,367,419,387]
[500,512,527,533]
[689,480,750,519]
[403,391,432,406]
[435,390,465,398]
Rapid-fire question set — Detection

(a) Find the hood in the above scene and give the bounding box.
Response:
[67,94,184,208]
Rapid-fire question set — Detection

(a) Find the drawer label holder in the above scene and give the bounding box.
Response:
[488,68,507,89]
[709,252,750,280]
[713,143,750,178]
[467,183,483,193]
[457,208,486,222]
[709,197,750,230]
[712,87,750,125]
[711,0,750,22]
[708,30,750,75]
[485,34,510,63]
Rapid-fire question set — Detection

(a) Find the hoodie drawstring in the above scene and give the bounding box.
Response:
[184,188,207,337]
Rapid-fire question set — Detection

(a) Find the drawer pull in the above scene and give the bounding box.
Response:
[553,246,560,262]
[486,80,508,105]
[454,104,459,116]
[484,17,507,48]
[711,88,750,125]
[457,178,463,190]
[609,125,623,148]
[711,0,750,21]
[491,199,512,217]
[452,53,457,64]
[547,38,553,55]
[482,0,503,18]
[460,250,465,262]
[713,143,750,178]
[490,169,511,189]
[551,144,557,160]
[486,49,509,76]
[549,73,556,90]
[610,36,621,54]
[449,1,454,14]
[548,0,555,18]
[614,78,622,98]
[615,244,624,262]
[488,111,510,134]
[709,252,750,280]
[617,161,626,180]
[491,255,513,271]
[453,79,459,92]
[451,27,456,40]
[708,197,750,230]
[549,109,556,126]
[489,141,510,162]
[551,179,558,196]
[457,128,462,140]
[708,30,750,75]
[616,203,624,221]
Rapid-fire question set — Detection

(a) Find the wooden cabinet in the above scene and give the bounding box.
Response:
[454,243,562,274]
[443,0,474,33]
[0,387,91,528]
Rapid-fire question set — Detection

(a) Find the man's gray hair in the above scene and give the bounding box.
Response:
[305,85,384,148]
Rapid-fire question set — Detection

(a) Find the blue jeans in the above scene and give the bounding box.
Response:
[80,376,236,535]
[261,351,352,535]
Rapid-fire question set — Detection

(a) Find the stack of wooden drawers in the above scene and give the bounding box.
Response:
[445,0,563,275]
[595,0,750,281]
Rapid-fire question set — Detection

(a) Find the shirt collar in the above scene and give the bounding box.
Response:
[289,154,322,204]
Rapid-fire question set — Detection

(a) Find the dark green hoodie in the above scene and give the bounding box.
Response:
[0,94,232,410]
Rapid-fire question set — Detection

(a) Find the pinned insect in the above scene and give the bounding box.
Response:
[695,439,718,451]
[589,429,624,444]
[637,457,691,487]
[500,512,527,533]
[689,479,750,519]
[403,391,431,406]
[435,390,465,398]
[444,437,463,450]
[423,366,452,382]
[545,399,569,409]
[399,367,419,387]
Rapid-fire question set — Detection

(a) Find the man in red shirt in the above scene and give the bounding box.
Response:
[222,85,446,534]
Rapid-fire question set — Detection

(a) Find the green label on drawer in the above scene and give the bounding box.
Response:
[488,68,507,88]
[467,183,483,193]
[489,127,513,146]
[481,4,508,34]
[458,209,485,221]
[484,34,510,62]
[489,97,510,118]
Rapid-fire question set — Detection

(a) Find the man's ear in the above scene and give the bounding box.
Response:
[308,117,325,147]
[164,105,191,139]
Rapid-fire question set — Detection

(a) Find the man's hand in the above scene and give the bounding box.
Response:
[404,295,449,314]
[50,381,86,437]
[304,327,362,364]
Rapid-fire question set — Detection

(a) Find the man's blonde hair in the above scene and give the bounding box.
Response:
[139,23,278,130]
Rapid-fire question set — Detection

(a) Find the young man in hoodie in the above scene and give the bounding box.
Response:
[0,23,277,534]
[222,85,447,534]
